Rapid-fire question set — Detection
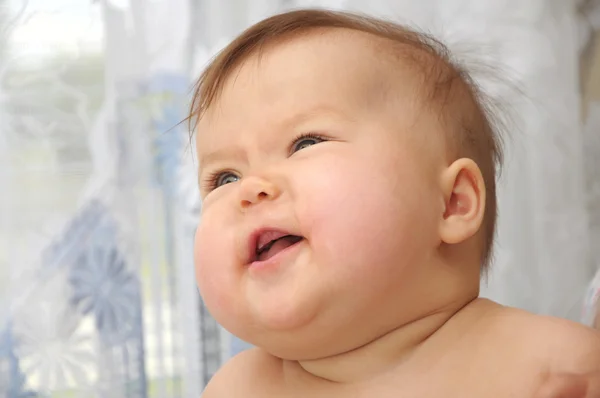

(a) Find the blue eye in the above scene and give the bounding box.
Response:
[291,133,326,153]
[216,172,239,187]
[205,171,240,191]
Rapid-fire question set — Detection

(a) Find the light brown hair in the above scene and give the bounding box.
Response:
[188,9,504,268]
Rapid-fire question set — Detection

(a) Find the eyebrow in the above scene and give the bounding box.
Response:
[198,145,247,172]
[197,105,347,171]
[281,104,347,128]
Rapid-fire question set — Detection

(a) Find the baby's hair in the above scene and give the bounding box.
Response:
[188,8,505,268]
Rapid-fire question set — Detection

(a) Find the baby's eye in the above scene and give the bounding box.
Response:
[290,133,326,154]
[216,172,239,187]
[206,171,240,191]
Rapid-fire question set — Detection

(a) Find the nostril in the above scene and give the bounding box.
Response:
[240,192,267,208]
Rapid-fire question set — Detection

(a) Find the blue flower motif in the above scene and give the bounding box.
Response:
[136,73,188,193]
[69,245,140,345]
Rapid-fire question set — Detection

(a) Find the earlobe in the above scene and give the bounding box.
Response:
[439,158,486,245]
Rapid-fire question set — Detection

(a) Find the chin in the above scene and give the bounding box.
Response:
[223,308,328,359]
[250,296,321,332]
[208,299,320,350]
[250,315,363,361]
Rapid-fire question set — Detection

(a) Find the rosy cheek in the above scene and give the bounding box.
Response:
[194,229,232,316]
[301,169,369,257]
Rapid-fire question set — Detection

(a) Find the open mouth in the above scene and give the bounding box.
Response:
[254,232,304,262]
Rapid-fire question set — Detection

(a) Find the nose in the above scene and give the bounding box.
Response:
[238,175,281,209]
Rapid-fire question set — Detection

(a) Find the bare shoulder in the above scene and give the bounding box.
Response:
[524,313,600,372]
[201,348,284,397]
[485,304,600,373]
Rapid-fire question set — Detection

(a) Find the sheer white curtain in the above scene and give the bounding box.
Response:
[581,1,600,325]
[97,1,208,396]
[1,0,209,397]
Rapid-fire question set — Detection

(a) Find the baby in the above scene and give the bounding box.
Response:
[191,9,600,398]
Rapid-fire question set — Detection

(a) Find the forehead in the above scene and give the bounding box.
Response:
[195,30,422,157]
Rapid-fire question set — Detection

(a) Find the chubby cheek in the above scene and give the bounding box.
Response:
[194,219,240,328]
[299,154,428,284]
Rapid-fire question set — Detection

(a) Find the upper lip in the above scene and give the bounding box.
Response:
[247,227,301,263]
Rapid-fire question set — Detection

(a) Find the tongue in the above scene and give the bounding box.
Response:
[258,236,301,262]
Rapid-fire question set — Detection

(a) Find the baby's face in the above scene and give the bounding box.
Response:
[195,31,447,359]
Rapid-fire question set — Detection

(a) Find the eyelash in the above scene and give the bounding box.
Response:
[203,132,328,192]
[202,169,237,193]
[288,132,327,155]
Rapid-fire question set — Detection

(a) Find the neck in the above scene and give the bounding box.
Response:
[295,294,480,384]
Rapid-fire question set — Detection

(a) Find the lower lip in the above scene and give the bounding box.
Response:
[248,239,304,272]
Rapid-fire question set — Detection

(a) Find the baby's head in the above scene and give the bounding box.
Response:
[192,9,503,360]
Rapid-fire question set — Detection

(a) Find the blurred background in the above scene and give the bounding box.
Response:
[1,0,600,397]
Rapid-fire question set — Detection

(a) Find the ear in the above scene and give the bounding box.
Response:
[438,158,486,245]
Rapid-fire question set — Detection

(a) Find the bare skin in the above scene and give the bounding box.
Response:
[536,372,600,398]
[195,29,600,398]
[204,299,600,398]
